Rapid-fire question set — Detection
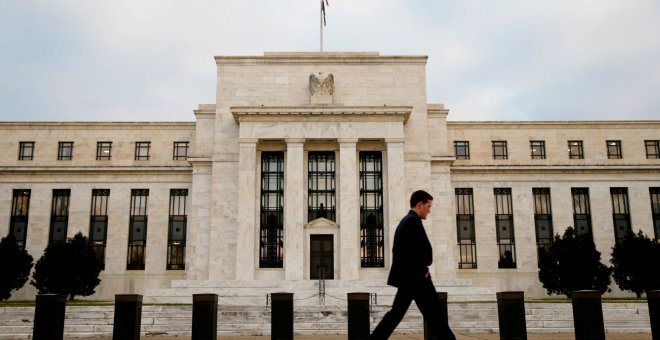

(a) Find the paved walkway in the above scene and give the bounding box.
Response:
[63,333,653,340]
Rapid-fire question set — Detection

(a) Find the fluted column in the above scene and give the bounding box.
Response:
[386,139,406,267]
[339,139,359,280]
[284,139,305,280]
[236,139,258,280]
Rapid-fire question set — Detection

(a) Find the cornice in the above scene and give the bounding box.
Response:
[0,122,196,130]
[450,164,660,174]
[0,166,192,175]
[215,53,427,66]
[231,105,412,124]
[447,120,660,130]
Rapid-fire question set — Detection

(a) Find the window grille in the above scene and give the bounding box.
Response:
[10,189,31,249]
[96,142,112,160]
[259,152,284,268]
[58,142,73,160]
[533,188,553,264]
[530,141,546,159]
[127,189,148,270]
[308,151,336,222]
[495,188,516,268]
[19,142,34,160]
[572,188,593,238]
[492,141,508,160]
[454,141,470,160]
[646,140,660,159]
[568,140,584,159]
[173,142,189,160]
[135,142,151,160]
[49,189,71,244]
[610,187,631,242]
[89,189,110,270]
[651,188,660,241]
[456,188,477,269]
[167,189,188,270]
[607,140,622,159]
[359,151,384,268]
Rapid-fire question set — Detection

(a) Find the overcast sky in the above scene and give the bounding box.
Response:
[1,0,659,122]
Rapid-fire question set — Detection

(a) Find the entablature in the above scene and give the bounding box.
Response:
[231,105,412,124]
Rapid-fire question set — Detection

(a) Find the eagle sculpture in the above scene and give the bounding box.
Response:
[309,73,334,96]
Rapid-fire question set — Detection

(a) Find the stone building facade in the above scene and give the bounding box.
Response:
[1,52,659,302]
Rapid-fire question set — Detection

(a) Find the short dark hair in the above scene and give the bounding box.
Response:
[410,190,433,208]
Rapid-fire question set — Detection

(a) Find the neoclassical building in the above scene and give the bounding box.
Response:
[1,52,659,302]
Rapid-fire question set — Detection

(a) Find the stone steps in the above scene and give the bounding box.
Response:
[0,302,651,338]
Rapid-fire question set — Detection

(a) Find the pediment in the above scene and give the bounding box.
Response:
[304,217,340,230]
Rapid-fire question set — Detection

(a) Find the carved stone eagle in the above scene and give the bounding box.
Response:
[309,73,334,96]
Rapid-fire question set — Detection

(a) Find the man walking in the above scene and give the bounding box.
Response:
[370,190,456,340]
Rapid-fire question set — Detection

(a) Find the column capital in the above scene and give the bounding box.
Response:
[338,138,359,144]
[285,138,306,144]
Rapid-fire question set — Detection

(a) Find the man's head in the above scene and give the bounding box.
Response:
[410,190,433,220]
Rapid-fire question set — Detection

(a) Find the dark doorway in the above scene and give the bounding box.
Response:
[310,235,334,280]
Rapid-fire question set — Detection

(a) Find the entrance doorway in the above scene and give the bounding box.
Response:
[310,235,334,280]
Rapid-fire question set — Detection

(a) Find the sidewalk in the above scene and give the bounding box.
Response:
[64,333,653,340]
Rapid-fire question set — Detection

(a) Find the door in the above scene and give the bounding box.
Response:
[310,235,334,280]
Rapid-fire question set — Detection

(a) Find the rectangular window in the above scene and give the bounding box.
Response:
[19,142,35,160]
[96,142,112,160]
[127,189,149,270]
[611,188,631,242]
[259,152,284,268]
[456,188,477,269]
[530,141,546,159]
[568,140,584,159]
[572,188,593,238]
[646,140,660,159]
[607,140,622,159]
[89,189,110,270]
[495,188,516,268]
[533,188,553,263]
[454,141,470,160]
[492,141,508,160]
[135,142,151,161]
[651,188,660,241]
[49,189,71,244]
[360,151,384,268]
[167,189,188,270]
[10,189,31,249]
[57,142,74,160]
[308,151,336,222]
[173,142,189,160]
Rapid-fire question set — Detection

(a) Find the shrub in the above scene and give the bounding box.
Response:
[0,234,34,300]
[611,230,660,298]
[538,226,612,297]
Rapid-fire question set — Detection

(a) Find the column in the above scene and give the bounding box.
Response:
[339,139,359,280]
[236,139,257,280]
[285,139,305,280]
[386,139,406,265]
[187,161,212,280]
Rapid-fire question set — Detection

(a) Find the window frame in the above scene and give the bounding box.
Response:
[173,141,189,160]
[96,142,112,160]
[48,189,71,244]
[307,151,336,222]
[532,188,553,264]
[359,151,385,268]
[607,140,622,159]
[568,140,584,159]
[455,188,477,269]
[610,187,631,242]
[492,141,508,160]
[89,189,110,270]
[167,189,188,270]
[18,141,35,160]
[57,142,74,161]
[494,188,516,269]
[10,189,31,249]
[127,189,149,270]
[572,187,593,239]
[134,141,151,161]
[259,152,285,268]
[530,140,546,159]
[645,140,660,159]
[454,141,470,160]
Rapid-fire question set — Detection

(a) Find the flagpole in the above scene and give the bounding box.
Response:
[320,0,323,52]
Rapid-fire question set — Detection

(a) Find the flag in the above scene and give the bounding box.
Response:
[321,0,329,26]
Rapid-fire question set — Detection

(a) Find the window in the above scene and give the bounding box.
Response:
[530,141,546,159]
[10,189,31,249]
[572,188,593,238]
[173,142,189,160]
[607,140,622,159]
[259,152,284,268]
[568,140,584,159]
[135,142,151,161]
[646,140,660,159]
[49,189,71,244]
[96,142,112,160]
[533,188,553,263]
[651,188,660,241]
[611,188,631,242]
[18,142,34,160]
[127,189,149,270]
[89,189,110,270]
[495,188,516,268]
[167,189,188,270]
[454,141,470,160]
[360,151,384,268]
[308,151,336,221]
[456,188,477,269]
[57,142,73,160]
[492,141,508,160]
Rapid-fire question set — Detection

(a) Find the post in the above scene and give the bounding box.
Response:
[647,290,660,340]
[271,292,294,340]
[33,294,66,340]
[571,290,605,340]
[112,294,143,340]
[496,291,527,340]
[192,294,218,340]
[424,292,449,340]
[347,292,370,340]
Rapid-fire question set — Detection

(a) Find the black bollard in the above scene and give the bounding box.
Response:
[33,294,67,340]
[648,290,660,340]
[112,294,143,340]
[192,294,218,340]
[571,290,605,340]
[423,292,449,340]
[271,292,294,340]
[347,292,370,340]
[496,291,527,340]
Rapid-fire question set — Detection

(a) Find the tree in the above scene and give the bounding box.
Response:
[538,227,612,297]
[0,234,34,300]
[31,232,101,300]
[611,230,660,298]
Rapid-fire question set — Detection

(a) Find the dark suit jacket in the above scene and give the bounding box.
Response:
[387,210,433,288]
